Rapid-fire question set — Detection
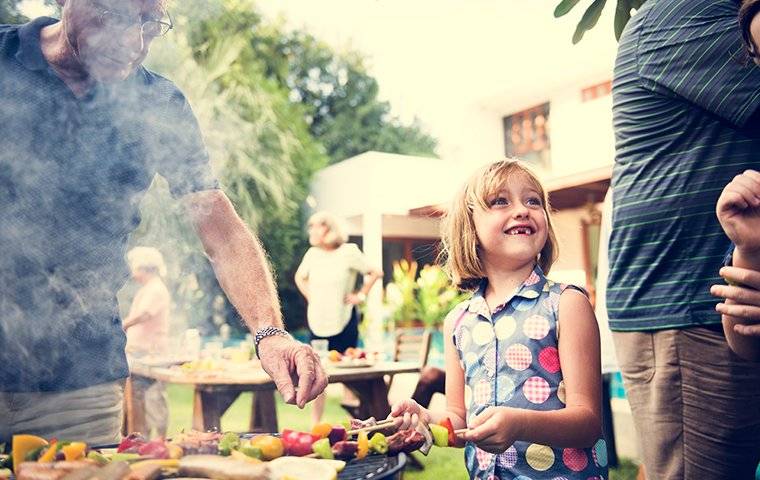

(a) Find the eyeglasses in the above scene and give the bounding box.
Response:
[95,3,173,38]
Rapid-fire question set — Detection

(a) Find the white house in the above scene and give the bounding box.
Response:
[307,17,640,458]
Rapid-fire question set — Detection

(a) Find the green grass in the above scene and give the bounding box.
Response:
[165,384,638,479]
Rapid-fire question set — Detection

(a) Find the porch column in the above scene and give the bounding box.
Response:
[362,211,384,350]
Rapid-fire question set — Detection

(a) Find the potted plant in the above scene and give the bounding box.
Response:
[384,260,469,330]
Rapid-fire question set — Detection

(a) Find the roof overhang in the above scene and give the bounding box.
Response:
[408,165,612,216]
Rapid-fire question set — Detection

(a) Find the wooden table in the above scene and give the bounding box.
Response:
[126,360,420,434]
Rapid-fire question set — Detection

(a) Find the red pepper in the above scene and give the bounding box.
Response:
[117,433,147,453]
[438,418,456,447]
[281,430,318,457]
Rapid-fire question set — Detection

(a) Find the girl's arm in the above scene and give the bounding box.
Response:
[391,309,468,430]
[462,289,603,452]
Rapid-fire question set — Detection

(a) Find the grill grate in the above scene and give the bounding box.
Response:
[338,452,406,480]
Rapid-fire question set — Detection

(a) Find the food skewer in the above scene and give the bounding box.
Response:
[346,418,396,436]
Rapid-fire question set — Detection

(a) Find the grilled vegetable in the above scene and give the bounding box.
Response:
[12,435,49,472]
[217,433,240,457]
[368,433,388,454]
[356,432,369,460]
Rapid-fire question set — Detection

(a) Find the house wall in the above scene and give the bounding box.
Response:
[457,82,615,179]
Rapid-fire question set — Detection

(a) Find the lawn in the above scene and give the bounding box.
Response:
[165,384,639,479]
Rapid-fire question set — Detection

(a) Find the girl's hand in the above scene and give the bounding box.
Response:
[712,266,760,335]
[344,292,364,305]
[389,399,430,431]
[460,406,521,454]
[716,170,760,253]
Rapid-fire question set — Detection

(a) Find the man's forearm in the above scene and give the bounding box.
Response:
[723,246,760,360]
[188,191,282,332]
[207,226,281,331]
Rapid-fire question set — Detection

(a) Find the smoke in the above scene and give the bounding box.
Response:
[0,14,217,393]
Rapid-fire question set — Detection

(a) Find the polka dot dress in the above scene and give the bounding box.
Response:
[451,266,608,479]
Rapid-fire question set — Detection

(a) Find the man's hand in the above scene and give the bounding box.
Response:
[257,335,328,408]
[459,406,522,454]
[712,266,760,336]
[716,170,760,254]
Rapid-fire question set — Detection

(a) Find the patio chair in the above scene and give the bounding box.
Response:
[340,329,432,418]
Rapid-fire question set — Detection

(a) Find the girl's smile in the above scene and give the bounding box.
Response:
[473,174,548,270]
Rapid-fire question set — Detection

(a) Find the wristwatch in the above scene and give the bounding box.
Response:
[253,326,291,359]
[356,291,367,303]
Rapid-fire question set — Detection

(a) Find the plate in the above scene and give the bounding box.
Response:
[331,360,375,368]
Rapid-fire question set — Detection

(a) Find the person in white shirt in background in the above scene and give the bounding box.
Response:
[295,212,383,425]
[123,246,171,437]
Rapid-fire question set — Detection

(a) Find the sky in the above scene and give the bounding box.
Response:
[19,0,620,160]
[254,1,620,159]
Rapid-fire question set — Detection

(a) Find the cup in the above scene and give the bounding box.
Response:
[310,339,329,359]
[203,340,224,359]
[184,329,201,360]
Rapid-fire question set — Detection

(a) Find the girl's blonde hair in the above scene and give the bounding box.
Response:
[440,159,558,290]
[308,211,348,248]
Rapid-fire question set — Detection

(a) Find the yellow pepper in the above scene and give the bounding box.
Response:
[61,442,87,461]
[356,431,369,460]
[37,441,58,463]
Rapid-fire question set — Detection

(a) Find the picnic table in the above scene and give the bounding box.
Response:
[125,359,420,434]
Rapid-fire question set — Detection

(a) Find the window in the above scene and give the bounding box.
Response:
[502,103,551,168]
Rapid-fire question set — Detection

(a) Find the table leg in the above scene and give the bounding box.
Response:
[249,390,278,433]
[192,387,242,431]
[125,376,147,435]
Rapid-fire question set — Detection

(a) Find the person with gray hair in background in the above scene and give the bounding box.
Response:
[0,0,327,446]
[123,246,171,437]
[295,211,383,425]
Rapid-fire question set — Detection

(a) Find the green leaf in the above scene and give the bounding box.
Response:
[614,0,632,41]
[554,0,582,17]
[572,0,607,44]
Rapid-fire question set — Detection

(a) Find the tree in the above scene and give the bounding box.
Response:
[0,0,26,23]
[553,0,647,44]
[154,0,438,335]
[125,3,329,334]
[187,3,437,164]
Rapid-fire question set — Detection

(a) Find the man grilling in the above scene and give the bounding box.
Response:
[0,0,327,445]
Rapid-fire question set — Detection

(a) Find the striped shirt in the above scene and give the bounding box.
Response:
[608,0,760,331]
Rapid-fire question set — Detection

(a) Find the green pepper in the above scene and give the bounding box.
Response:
[24,445,48,462]
[311,438,333,459]
[430,424,449,448]
[87,451,109,465]
[108,453,142,463]
[368,433,388,455]
[238,445,262,460]
[218,432,240,456]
